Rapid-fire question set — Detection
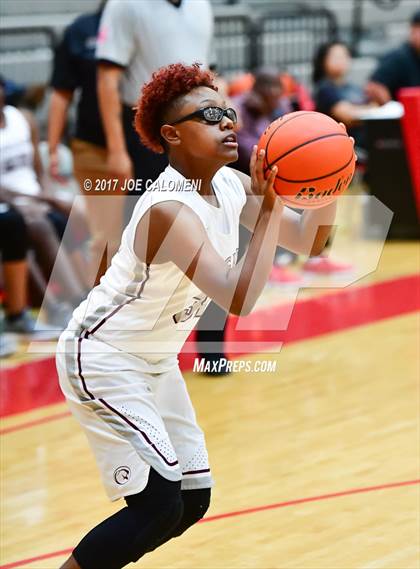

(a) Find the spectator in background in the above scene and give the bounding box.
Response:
[0,74,46,111]
[307,42,361,277]
[366,9,420,104]
[228,70,314,113]
[232,68,285,174]
[0,78,88,315]
[48,0,124,285]
[280,72,315,112]
[231,68,303,285]
[0,203,60,340]
[96,0,214,216]
[312,41,376,150]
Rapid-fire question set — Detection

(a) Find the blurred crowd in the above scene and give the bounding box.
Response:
[1,0,419,359]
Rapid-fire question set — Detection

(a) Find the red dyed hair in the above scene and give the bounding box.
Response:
[134,62,218,154]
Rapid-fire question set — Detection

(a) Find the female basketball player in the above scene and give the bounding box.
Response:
[56,63,342,569]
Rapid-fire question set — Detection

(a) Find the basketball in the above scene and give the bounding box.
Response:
[258,111,356,209]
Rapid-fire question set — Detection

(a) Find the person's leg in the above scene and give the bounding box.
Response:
[55,336,185,568]
[25,214,85,304]
[26,253,74,329]
[0,206,66,335]
[3,260,27,314]
[71,139,125,285]
[46,208,90,290]
[59,468,183,569]
[145,487,211,554]
[0,206,29,316]
[195,300,230,375]
[154,365,213,549]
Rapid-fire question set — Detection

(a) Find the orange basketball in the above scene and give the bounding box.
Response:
[258,111,356,209]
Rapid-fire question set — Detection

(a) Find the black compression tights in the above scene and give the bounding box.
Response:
[73,469,211,569]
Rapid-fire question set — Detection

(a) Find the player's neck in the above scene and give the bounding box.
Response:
[169,156,221,197]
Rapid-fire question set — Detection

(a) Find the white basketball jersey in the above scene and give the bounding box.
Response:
[0,105,41,196]
[70,164,246,365]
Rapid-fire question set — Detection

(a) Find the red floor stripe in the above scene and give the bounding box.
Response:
[0,411,71,435]
[0,549,73,569]
[1,274,419,419]
[200,479,420,523]
[224,273,420,355]
[1,479,418,569]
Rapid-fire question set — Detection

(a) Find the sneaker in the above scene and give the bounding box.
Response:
[269,265,304,285]
[0,332,18,358]
[4,310,61,340]
[303,256,354,275]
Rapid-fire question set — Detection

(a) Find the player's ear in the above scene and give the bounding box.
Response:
[160,124,181,148]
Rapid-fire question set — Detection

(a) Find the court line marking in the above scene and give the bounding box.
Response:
[2,273,419,434]
[0,411,71,435]
[1,479,418,569]
[2,273,419,424]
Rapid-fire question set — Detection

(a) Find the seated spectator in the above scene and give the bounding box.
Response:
[309,43,361,276]
[0,78,88,311]
[0,203,67,340]
[232,68,286,174]
[228,71,314,112]
[312,41,376,150]
[231,68,303,285]
[228,72,255,98]
[280,72,315,112]
[366,9,420,104]
[0,74,46,111]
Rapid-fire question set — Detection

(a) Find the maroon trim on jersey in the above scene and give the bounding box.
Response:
[98,398,179,467]
[76,348,178,466]
[75,264,178,468]
[182,468,211,475]
[77,336,94,400]
[84,264,151,338]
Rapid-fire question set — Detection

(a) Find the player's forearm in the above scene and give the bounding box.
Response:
[48,90,72,152]
[298,201,337,256]
[97,66,127,153]
[230,196,283,315]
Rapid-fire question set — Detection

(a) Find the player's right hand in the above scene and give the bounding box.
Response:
[249,145,278,204]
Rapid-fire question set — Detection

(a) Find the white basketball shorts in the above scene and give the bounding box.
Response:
[56,329,213,501]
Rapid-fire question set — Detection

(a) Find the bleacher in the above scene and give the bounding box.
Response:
[0,0,417,94]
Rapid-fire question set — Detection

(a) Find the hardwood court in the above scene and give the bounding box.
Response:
[1,240,419,569]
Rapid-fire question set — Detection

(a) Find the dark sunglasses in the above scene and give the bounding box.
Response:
[170,106,238,126]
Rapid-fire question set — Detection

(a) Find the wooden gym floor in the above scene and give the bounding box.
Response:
[1,230,419,567]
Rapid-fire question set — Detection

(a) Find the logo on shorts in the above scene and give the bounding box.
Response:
[114,466,131,485]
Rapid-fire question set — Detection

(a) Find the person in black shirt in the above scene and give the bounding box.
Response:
[48,0,125,285]
[366,10,420,104]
